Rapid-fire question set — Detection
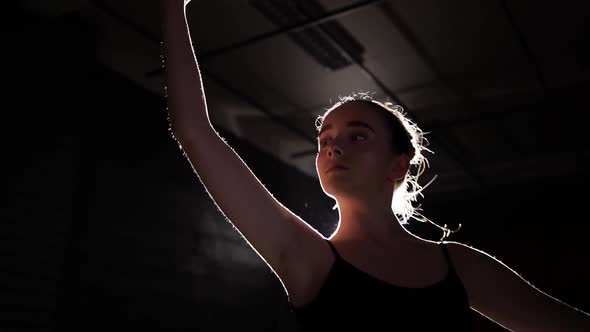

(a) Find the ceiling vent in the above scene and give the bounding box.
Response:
[250,0,365,70]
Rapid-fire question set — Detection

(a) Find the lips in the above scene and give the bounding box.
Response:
[326,164,349,173]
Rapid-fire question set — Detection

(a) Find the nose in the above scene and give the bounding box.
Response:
[327,142,343,158]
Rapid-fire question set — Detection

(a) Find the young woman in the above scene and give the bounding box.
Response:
[159,0,590,330]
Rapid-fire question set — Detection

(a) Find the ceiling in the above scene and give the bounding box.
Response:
[21,0,590,196]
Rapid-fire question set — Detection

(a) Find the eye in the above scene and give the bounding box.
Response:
[351,133,367,142]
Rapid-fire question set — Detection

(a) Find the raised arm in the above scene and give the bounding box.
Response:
[159,0,329,300]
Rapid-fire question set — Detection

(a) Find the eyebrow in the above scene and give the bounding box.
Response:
[317,121,376,138]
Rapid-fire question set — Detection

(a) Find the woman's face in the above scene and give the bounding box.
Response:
[316,102,400,198]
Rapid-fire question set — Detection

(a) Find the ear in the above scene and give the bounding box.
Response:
[387,153,411,183]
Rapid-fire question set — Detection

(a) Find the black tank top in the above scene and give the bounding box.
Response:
[290,240,472,331]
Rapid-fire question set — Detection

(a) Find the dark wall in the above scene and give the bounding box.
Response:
[4,5,588,332]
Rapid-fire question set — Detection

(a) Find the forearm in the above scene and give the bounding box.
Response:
[160,0,211,137]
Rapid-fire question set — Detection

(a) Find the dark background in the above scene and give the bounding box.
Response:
[4,1,590,330]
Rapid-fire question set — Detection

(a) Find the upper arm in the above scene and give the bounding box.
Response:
[177,131,329,297]
[446,241,590,331]
[161,4,329,301]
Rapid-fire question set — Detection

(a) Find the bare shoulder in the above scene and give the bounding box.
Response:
[440,240,532,306]
[441,240,510,270]
[443,240,486,259]
[441,240,502,276]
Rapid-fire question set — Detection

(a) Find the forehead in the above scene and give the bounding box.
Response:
[320,102,385,129]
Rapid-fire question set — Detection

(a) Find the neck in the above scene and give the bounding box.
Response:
[330,194,414,246]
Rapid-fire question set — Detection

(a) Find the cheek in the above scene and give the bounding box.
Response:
[315,153,323,173]
[351,145,376,161]
[357,149,391,172]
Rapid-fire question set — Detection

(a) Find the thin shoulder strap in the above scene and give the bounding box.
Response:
[440,241,457,273]
[325,240,341,259]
